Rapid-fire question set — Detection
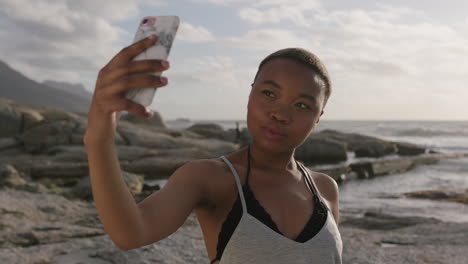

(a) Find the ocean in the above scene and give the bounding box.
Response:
[165,120,468,222]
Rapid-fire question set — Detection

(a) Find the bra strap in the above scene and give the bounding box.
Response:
[219,156,247,213]
[297,161,330,211]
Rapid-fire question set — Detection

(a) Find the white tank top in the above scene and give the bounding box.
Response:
[217,156,343,264]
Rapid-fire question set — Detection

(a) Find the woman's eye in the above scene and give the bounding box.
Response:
[297,102,311,110]
[261,90,275,97]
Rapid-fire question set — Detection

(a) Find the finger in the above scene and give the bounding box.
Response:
[106,35,158,68]
[116,99,154,119]
[103,73,168,95]
[101,59,170,86]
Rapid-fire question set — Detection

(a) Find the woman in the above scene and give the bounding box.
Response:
[84,34,342,263]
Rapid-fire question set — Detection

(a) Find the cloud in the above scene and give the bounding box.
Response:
[152,54,255,120]
[223,29,312,51]
[238,0,321,26]
[0,0,165,89]
[190,0,249,5]
[177,22,215,43]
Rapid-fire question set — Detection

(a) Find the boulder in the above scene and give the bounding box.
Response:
[295,137,347,164]
[122,156,194,179]
[39,108,82,123]
[19,120,76,153]
[120,111,166,128]
[0,189,104,248]
[175,137,238,157]
[340,211,441,230]
[0,164,27,188]
[0,137,20,150]
[68,171,144,201]
[17,106,44,130]
[314,130,397,156]
[0,103,22,138]
[29,162,89,186]
[46,145,88,162]
[117,121,180,148]
[403,188,468,205]
[0,164,49,193]
[186,123,228,140]
[354,140,396,158]
[395,142,426,156]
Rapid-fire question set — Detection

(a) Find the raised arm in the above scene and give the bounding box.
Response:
[84,35,208,250]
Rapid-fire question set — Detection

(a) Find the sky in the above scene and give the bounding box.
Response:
[1,0,467,121]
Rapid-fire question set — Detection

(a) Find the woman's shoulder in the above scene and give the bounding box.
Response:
[303,167,340,204]
[182,157,240,207]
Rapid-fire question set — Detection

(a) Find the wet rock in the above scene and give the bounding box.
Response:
[117,121,180,148]
[396,142,426,156]
[354,140,396,158]
[120,111,166,128]
[69,171,144,201]
[296,137,347,164]
[340,211,441,230]
[19,120,76,153]
[186,123,227,140]
[0,103,22,138]
[404,188,468,205]
[0,164,27,187]
[0,189,103,249]
[46,145,88,162]
[29,162,89,186]
[0,164,48,193]
[122,156,194,179]
[39,108,83,123]
[0,137,21,151]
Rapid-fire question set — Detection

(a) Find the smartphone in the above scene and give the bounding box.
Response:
[125,16,180,107]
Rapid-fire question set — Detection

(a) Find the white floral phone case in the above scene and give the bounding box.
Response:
[125,16,180,106]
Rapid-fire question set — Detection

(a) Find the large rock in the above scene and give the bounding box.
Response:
[19,120,76,153]
[45,145,88,162]
[118,121,237,155]
[0,189,104,248]
[354,140,396,158]
[122,156,196,179]
[117,121,180,148]
[68,171,144,201]
[0,137,20,151]
[340,211,441,230]
[39,108,83,123]
[121,149,214,179]
[120,111,166,128]
[295,137,347,164]
[29,162,89,186]
[186,123,228,140]
[314,130,397,156]
[395,142,426,156]
[404,188,468,205]
[0,102,22,138]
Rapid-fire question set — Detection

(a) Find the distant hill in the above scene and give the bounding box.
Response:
[0,60,91,113]
[43,80,93,101]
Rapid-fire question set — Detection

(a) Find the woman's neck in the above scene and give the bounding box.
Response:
[247,144,298,173]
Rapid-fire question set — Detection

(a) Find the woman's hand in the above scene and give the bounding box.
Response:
[85,34,170,143]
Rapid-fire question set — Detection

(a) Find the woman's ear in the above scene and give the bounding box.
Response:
[316,110,324,124]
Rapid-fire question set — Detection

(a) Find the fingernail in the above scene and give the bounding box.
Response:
[148,34,156,40]
[161,60,170,68]
[160,76,168,83]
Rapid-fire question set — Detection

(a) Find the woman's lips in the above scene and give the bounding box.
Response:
[263,126,287,140]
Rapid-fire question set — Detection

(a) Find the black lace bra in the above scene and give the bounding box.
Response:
[210,148,328,263]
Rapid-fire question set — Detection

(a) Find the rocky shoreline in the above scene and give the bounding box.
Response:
[2,98,468,263]
[2,187,468,264]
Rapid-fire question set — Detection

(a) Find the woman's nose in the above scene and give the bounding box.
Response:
[269,108,291,123]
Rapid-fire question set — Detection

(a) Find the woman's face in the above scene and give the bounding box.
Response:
[247,58,326,153]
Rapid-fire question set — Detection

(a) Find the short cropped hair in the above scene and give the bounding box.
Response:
[253,48,332,106]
